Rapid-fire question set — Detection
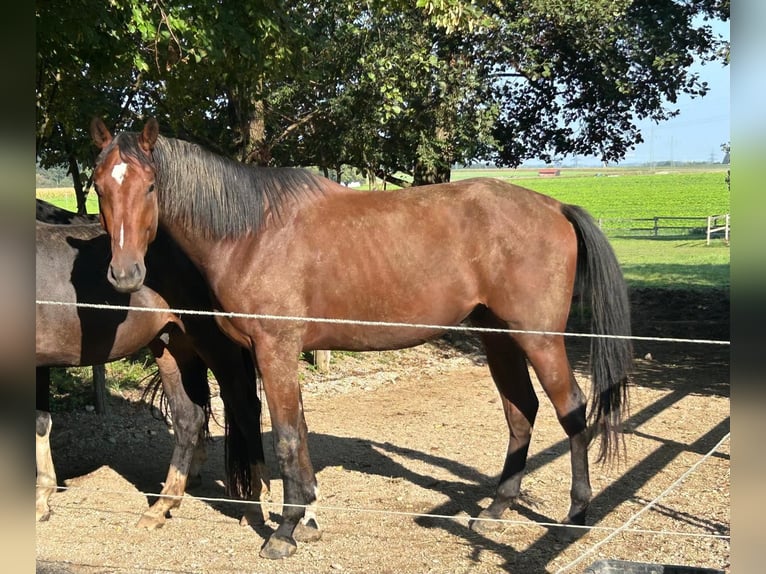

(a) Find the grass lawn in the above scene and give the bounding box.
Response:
[611,237,729,290]
[36,168,730,292]
[36,187,100,214]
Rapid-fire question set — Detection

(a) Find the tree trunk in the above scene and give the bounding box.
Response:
[243,99,270,165]
[412,160,451,186]
[227,82,270,165]
[69,155,87,215]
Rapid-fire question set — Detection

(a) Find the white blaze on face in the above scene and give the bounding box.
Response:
[111,161,128,185]
[109,162,128,250]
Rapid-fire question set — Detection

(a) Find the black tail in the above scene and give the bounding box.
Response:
[142,368,212,438]
[223,349,265,499]
[562,204,633,462]
[224,404,253,498]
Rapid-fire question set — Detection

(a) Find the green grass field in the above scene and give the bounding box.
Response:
[36,187,100,214]
[453,168,730,219]
[456,168,731,290]
[36,167,730,291]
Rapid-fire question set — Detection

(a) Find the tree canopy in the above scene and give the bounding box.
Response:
[36,0,729,202]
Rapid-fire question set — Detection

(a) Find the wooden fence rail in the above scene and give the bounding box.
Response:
[706,214,730,245]
[596,215,730,243]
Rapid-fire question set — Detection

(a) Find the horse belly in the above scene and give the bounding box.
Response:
[300,245,479,351]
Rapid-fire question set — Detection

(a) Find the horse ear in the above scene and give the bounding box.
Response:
[90,117,112,150]
[139,118,159,153]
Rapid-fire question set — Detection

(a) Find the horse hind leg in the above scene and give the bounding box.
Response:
[469,330,539,533]
[136,338,207,530]
[522,335,592,527]
[36,366,57,522]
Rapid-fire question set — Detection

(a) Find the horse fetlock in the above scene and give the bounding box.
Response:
[36,499,52,522]
[564,502,589,527]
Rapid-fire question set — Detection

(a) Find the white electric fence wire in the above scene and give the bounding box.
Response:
[35,298,730,567]
[34,300,730,346]
[47,480,730,542]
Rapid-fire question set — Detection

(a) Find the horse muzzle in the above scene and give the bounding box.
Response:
[107,260,146,293]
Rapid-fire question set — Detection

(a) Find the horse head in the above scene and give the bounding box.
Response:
[90,117,160,293]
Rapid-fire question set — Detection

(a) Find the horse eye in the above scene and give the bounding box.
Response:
[148,183,155,194]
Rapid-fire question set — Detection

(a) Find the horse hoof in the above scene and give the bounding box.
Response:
[469,509,504,534]
[556,509,588,542]
[259,535,297,560]
[294,519,322,542]
[37,509,51,522]
[563,507,588,526]
[469,516,503,534]
[137,512,166,530]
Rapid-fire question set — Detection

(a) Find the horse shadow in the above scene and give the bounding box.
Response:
[48,298,729,573]
[239,409,727,572]
[48,374,729,574]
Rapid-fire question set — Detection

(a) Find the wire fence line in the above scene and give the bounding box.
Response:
[555,431,730,573]
[35,431,731,568]
[35,299,730,347]
[36,295,730,571]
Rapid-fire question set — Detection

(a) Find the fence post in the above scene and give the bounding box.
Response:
[93,364,108,414]
[706,215,712,245]
[725,214,730,243]
[653,217,659,237]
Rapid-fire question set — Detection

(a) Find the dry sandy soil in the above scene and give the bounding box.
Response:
[36,288,730,574]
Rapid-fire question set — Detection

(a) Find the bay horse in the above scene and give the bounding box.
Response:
[36,203,268,528]
[90,117,632,560]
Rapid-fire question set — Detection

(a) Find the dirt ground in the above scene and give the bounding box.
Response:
[36,288,730,574]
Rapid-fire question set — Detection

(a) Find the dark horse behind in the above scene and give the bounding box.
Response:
[90,117,632,560]
[36,201,268,528]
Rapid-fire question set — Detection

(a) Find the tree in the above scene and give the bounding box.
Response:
[36,0,303,210]
[260,0,731,183]
[36,0,143,211]
[36,0,730,193]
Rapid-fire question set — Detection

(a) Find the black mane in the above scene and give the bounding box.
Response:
[101,131,326,239]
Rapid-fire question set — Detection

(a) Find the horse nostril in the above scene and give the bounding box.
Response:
[107,262,144,292]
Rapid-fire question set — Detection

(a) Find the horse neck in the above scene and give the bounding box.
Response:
[156,217,220,280]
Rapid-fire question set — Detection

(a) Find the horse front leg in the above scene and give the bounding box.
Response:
[36,409,57,522]
[136,338,207,530]
[256,344,319,560]
[470,333,539,532]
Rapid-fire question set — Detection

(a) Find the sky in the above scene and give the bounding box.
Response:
[528,18,731,167]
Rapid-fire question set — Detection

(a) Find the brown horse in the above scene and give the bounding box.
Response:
[36,204,268,528]
[90,117,632,560]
